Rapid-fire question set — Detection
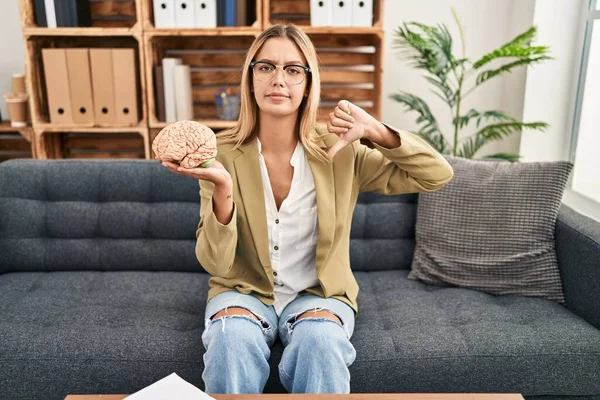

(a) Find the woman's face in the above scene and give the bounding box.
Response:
[251,37,309,118]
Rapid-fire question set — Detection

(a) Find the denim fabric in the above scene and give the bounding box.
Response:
[201,290,356,394]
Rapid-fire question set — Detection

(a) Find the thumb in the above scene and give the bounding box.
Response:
[327,138,350,160]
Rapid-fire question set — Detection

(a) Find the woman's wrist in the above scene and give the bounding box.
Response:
[212,180,234,225]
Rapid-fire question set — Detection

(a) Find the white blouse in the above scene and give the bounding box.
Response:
[256,138,320,316]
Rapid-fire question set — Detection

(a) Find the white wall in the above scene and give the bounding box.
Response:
[381,0,536,158]
[0,1,26,120]
[519,0,585,162]
[519,0,600,222]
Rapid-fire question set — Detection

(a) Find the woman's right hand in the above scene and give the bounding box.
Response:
[156,156,232,188]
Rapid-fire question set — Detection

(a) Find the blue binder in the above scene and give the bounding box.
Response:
[225,0,236,26]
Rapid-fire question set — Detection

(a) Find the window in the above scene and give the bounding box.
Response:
[570,0,600,204]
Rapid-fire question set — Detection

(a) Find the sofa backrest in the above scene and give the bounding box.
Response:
[0,159,418,273]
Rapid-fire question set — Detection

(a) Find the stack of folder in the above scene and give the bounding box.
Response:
[42,48,139,125]
[153,0,251,28]
[34,0,92,28]
[154,58,193,122]
[310,0,374,27]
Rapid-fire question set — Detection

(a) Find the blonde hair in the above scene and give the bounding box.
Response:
[216,24,329,163]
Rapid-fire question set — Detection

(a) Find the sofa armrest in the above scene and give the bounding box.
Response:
[555,204,600,329]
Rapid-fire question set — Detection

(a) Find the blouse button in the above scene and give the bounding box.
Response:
[275,219,279,224]
[274,245,279,251]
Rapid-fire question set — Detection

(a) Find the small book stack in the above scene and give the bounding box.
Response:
[34,0,92,28]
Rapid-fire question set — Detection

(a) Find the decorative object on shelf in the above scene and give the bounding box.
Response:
[11,73,26,94]
[390,9,552,162]
[214,87,240,121]
[152,120,218,167]
[4,93,29,128]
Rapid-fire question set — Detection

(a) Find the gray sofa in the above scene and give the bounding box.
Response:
[1,159,599,400]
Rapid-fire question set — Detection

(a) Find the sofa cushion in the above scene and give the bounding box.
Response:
[0,160,420,275]
[1,270,599,399]
[350,270,600,396]
[409,156,573,303]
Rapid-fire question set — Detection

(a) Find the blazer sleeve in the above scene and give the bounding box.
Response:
[353,122,454,194]
[195,179,238,276]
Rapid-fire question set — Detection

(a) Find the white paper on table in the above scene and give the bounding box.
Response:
[125,372,215,400]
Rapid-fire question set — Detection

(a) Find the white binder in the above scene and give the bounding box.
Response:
[193,0,217,28]
[175,0,195,28]
[351,0,373,26]
[310,0,332,27]
[154,0,177,28]
[332,0,352,26]
[173,65,194,121]
[44,0,57,28]
[162,58,182,122]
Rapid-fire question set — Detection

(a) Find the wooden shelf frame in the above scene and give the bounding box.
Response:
[15,0,384,161]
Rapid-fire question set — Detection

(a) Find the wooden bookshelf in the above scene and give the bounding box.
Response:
[0,121,35,161]
[15,0,384,160]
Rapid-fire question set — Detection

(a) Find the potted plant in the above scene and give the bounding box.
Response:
[391,10,552,161]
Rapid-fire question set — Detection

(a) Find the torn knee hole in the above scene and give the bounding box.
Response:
[208,306,271,331]
[295,308,343,326]
[210,306,260,322]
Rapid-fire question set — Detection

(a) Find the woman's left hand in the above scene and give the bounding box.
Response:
[326,100,378,160]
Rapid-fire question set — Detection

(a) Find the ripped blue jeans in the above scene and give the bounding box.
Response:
[201,290,356,394]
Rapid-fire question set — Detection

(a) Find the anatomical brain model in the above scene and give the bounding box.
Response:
[152,120,218,168]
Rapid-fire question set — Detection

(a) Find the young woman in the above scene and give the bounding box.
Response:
[158,24,453,394]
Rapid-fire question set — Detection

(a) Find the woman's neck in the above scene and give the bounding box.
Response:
[257,111,299,155]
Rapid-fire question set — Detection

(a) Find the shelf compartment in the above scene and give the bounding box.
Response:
[145,34,256,127]
[308,32,383,122]
[25,35,148,130]
[19,0,143,30]
[34,129,150,160]
[0,130,35,162]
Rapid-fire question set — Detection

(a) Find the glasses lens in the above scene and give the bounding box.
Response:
[285,66,305,85]
[252,62,306,85]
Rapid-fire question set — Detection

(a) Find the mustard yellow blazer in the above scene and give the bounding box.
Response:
[195,123,454,314]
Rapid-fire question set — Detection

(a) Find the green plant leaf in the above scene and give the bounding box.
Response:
[474,45,550,69]
[475,55,552,85]
[473,26,540,69]
[458,121,548,158]
[425,76,455,106]
[480,152,523,162]
[457,135,487,159]
[392,22,455,77]
[454,109,515,129]
[388,92,449,152]
[476,121,549,140]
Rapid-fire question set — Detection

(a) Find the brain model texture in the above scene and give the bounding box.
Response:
[152,120,218,168]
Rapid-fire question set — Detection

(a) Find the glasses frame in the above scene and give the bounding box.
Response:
[249,60,311,85]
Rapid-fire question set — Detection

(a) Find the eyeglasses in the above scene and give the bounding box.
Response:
[249,61,311,85]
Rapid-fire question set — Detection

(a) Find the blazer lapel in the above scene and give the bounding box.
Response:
[306,133,336,273]
[234,139,271,269]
